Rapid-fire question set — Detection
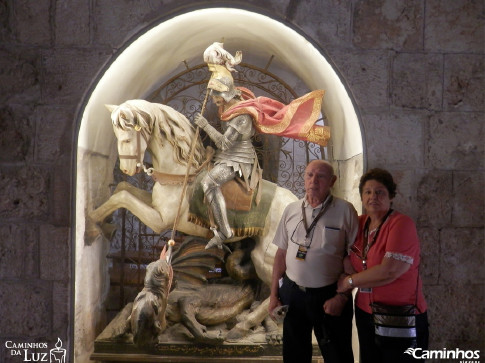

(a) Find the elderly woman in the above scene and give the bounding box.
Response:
[338,168,429,362]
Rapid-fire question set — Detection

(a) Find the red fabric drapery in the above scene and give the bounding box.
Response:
[220,88,330,146]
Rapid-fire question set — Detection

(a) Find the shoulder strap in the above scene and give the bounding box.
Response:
[414,265,421,313]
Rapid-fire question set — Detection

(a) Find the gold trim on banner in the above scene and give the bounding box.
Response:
[258,89,325,134]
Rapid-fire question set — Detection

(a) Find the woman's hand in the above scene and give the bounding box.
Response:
[338,256,412,292]
[337,274,353,293]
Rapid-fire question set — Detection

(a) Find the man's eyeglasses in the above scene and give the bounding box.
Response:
[290,219,313,248]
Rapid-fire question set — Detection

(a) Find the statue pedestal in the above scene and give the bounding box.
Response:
[91,305,290,361]
[91,296,323,362]
[91,340,324,362]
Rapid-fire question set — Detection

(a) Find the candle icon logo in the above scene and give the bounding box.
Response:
[50,338,66,363]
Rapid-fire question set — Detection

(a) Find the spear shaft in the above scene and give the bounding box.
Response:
[166,89,210,264]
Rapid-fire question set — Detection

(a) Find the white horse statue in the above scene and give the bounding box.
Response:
[89,99,298,339]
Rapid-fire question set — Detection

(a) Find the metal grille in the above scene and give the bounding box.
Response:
[106,62,327,315]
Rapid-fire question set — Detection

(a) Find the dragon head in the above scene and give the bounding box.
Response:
[129,255,173,348]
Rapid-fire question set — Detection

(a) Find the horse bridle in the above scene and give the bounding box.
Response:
[118,127,148,173]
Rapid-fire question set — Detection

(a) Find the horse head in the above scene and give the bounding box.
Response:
[106,100,152,176]
[106,100,207,177]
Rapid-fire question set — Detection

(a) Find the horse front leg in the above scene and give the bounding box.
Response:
[88,181,164,233]
[263,311,283,344]
[225,233,280,340]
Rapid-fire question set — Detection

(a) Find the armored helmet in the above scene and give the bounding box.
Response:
[207,64,241,102]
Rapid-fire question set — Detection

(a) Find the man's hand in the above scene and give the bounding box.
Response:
[323,294,348,316]
[268,295,282,320]
[194,113,209,128]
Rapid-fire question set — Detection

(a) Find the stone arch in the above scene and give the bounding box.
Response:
[74,7,364,361]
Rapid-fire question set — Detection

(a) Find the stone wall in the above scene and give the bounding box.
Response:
[0,0,483,362]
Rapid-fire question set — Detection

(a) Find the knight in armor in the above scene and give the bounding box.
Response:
[194,65,259,249]
[195,42,330,250]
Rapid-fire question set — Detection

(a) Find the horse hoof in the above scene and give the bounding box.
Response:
[265,331,283,345]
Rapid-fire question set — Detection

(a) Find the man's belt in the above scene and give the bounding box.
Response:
[284,275,336,293]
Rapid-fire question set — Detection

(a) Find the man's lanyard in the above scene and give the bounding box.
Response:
[301,195,333,243]
[362,208,394,262]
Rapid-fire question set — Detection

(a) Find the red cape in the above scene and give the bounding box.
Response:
[220,88,330,146]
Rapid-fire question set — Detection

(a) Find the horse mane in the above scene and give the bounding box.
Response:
[113,99,206,168]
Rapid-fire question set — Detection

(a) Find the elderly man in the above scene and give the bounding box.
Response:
[269,160,358,363]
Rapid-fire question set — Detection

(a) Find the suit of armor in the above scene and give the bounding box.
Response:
[193,58,262,249]
[196,110,257,248]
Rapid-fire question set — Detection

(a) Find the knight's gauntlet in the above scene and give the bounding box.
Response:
[202,123,233,151]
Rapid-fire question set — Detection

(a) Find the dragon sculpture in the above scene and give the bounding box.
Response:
[117,237,267,347]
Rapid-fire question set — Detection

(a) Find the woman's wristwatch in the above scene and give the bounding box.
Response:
[348,275,355,288]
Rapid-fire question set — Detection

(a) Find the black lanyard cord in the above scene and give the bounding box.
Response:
[301,195,333,240]
[362,208,393,259]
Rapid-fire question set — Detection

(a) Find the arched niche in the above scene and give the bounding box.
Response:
[74,7,364,361]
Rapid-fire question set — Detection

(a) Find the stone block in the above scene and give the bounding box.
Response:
[52,158,72,227]
[39,225,70,281]
[292,0,351,46]
[426,112,484,170]
[417,227,439,285]
[329,49,389,110]
[0,167,49,220]
[0,105,35,162]
[353,0,423,50]
[416,171,453,228]
[381,168,424,221]
[93,0,166,46]
[92,0,292,47]
[0,0,9,42]
[452,171,484,227]
[425,0,485,53]
[391,52,443,110]
[52,282,69,338]
[0,281,51,336]
[0,225,39,279]
[440,227,484,284]
[42,49,111,105]
[444,54,484,112]
[363,110,425,167]
[12,0,51,45]
[55,0,90,46]
[33,105,74,162]
[0,48,41,105]
[425,284,484,347]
